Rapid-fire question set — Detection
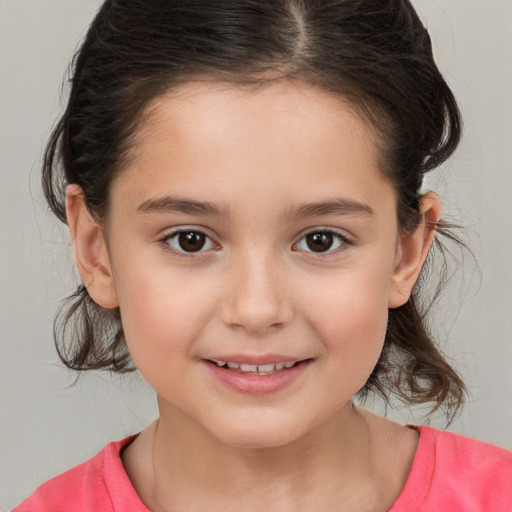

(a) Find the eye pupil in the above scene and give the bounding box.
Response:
[306,232,333,252]
[178,231,206,252]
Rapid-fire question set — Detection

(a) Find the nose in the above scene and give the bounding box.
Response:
[220,251,293,334]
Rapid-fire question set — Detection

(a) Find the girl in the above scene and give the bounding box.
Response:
[13,0,512,510]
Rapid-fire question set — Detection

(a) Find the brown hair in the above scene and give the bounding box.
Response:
[44,0,465,420]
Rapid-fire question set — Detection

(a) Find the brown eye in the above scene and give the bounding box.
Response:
[295,230,346,254]
[165,230,214,253]
[178,231,206,252]
[306,232,334,252]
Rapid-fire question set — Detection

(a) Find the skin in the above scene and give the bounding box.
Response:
[66,81,440,511]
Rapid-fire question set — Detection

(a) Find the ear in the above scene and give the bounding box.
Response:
[388,192,441,308]
[66,185,119,309]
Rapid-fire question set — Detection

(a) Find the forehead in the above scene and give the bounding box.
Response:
[115,80,394,217]
[131,79,379,162]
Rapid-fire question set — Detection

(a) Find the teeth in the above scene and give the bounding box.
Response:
[214,360,299,374]
[257,363,275,372]
[240,364,258,372]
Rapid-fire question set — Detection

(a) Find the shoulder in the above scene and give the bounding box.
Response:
[12,436,148,512]
[391,426,512,512]
[426,426,512,491]
[431,426,512,471]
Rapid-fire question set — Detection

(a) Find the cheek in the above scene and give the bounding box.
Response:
[112,263,218,372]
[301,268,391,376]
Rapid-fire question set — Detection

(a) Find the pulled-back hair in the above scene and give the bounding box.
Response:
[43,0,465,419]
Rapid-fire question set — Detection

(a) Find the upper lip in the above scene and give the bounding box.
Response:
[204,354,308,365]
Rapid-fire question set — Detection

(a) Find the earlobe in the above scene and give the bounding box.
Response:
[388,192,441,308]
[66,185,119,309]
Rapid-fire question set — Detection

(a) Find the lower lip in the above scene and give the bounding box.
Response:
[204,360,310,395]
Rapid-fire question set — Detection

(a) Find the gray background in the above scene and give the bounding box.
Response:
[1,1,511,509]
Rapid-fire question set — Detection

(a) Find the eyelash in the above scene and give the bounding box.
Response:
[159,227,352,258]
[293,228,351,257]
[159,228,217,258]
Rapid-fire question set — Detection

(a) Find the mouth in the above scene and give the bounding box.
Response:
[204,357,312,394]
[205,358,313,377]
[210,360,302,376]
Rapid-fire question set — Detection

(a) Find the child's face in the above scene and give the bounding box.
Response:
[94,81,419,447]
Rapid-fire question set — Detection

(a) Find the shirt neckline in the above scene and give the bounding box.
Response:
[387,425,437,511]
[105,425,437,512]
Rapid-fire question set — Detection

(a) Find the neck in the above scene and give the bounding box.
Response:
[142,401,401,511]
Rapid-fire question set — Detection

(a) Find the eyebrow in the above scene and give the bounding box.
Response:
[287,198,374,219]
[137,195,373,219]
[137,195,229,217]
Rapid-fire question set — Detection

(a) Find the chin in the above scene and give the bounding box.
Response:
[209,415,309,450]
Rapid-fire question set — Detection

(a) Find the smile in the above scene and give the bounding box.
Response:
[213,360,298,375]
[205,358,311,394]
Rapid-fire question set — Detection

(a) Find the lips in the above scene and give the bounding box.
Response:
[213,360,298,375]
[204,357,311,394]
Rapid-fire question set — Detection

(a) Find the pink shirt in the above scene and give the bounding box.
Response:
[14,426,512,511]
